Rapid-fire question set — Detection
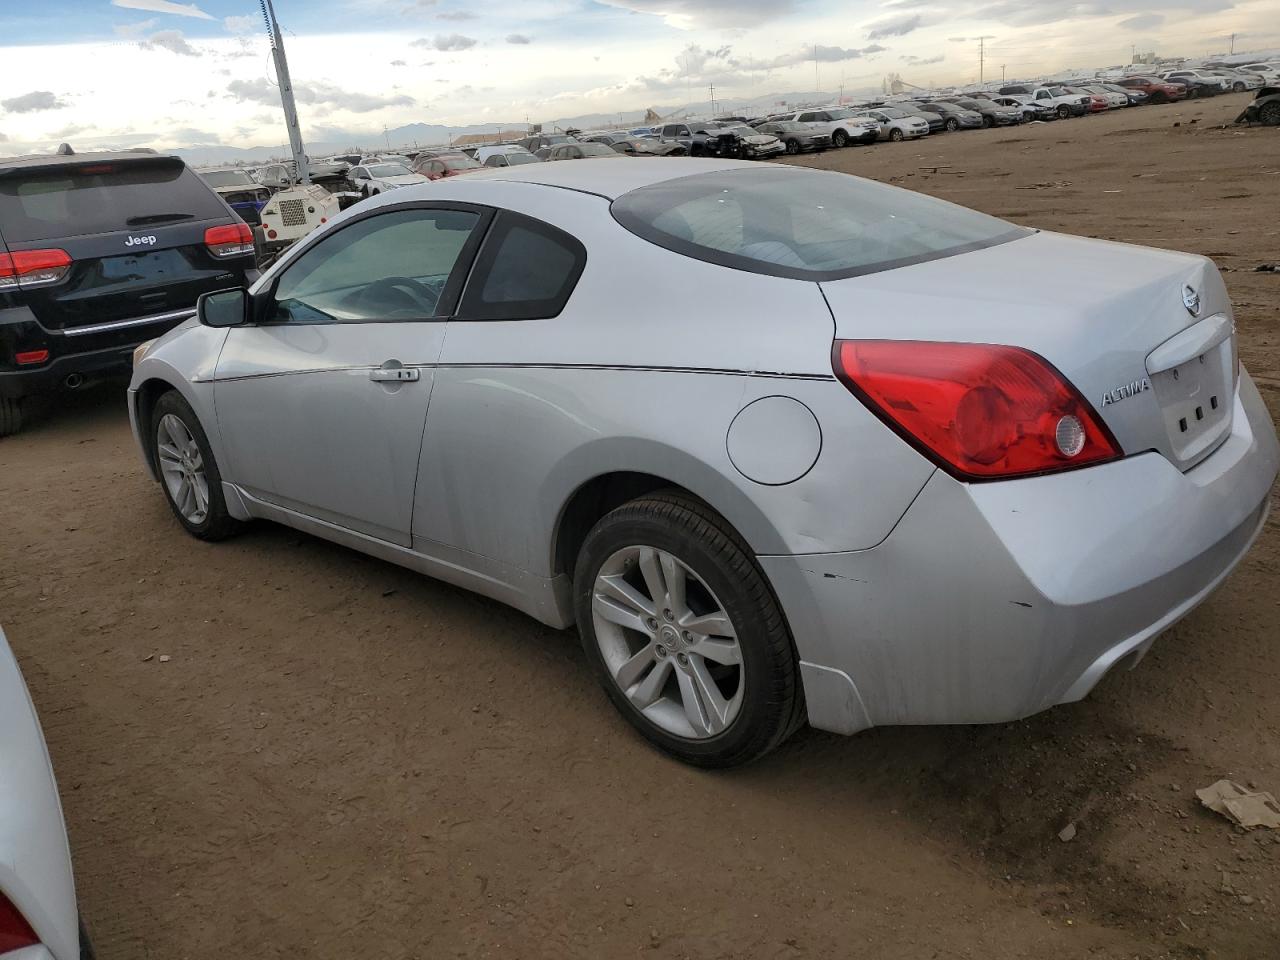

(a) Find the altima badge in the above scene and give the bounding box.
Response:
[1182,284,1201,317]
[1101,377,1151,406]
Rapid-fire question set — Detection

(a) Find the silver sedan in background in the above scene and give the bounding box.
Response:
[128,159,1278,766]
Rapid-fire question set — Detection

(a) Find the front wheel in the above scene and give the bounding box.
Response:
[1233,82,1245,93]
[945,118,959,132]
[1056,104,1071,118]
[889,127,905,141]
[152,391,243,541]
[785,138,800,155]
[574,492,803,767]
[1261,101,1280,126]
[832,129,849,148]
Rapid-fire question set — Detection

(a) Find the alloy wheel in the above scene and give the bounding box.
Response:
[157,413,210,525]
[591,545,745,739]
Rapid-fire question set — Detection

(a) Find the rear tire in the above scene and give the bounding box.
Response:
[574,491,803,768]
[1262,102,1280,126]
[151,391,243,541]
[0,397,23,437]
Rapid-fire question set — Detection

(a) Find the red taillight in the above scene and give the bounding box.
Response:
[0,248,72,289]
[0,892,39,953]
[833,340,1122,481]
[15,349,50,365]
[203,222,254,259]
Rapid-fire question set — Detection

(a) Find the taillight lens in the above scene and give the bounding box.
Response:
[0,892,39,953]
[0,248,72,289]
[833,340,1122,481]
[203,223,255,259]
[15,349,50,365]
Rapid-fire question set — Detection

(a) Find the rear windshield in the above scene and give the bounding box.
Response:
[611,167,1028,281]
[0,158,225,242]
[203,170,256,188]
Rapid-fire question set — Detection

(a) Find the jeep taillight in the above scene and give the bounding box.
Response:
[203,223,255,259]
[833,340,1122,481]
[0,248,72,289]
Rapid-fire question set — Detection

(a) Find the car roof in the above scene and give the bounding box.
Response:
[0,149,176,173]
[447,156,763,200]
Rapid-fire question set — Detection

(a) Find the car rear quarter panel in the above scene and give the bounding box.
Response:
[414,179,936,579]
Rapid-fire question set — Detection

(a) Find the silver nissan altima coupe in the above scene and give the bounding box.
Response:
[128,158,1278,766]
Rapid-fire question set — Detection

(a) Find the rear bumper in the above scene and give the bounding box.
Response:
[765,369,1279,736]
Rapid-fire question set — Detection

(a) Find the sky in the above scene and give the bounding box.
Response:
[0,0,1275,155]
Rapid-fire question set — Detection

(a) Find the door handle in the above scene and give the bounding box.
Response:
[369,364,420,383]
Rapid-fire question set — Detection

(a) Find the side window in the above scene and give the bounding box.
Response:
[428,161,445,176]
[797,112,814,122]
[459,212,586,322]
[484,155,505,167]
[268,208,481,324]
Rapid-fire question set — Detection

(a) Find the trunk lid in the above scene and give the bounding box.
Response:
[819,230,1235,471]
[0,156,245,332]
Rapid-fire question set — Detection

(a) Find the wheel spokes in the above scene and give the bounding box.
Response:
[690,637,741,666]
[676,657,731,735]
[628,656,673,709]
[614,643,657,690]
[681,610,735,639]
[593,591,651,635]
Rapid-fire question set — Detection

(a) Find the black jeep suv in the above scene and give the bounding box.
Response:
[0,149,257,436]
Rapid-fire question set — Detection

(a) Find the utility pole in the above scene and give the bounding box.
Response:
[1229,32,1235,53]
[814,43,820,94]
[260,0,309,184]
[977,35,993,85]
[708,82,716,116]
[1001,63,1006,82]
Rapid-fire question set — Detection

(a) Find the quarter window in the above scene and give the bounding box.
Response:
[268,208,481,323]
[459,212,586,321]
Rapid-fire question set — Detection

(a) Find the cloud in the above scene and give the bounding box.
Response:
[1118,12,1164,29]
[46,123,91,138]
[224,14,257,33]
[866,13,924,39]
[170,127,221,144]
[391,59,407,66]
[506,34,532,44]
[2,91,69,113]
[437,9,477,19]
[596,0,794,28]
[901,53,944,65]
[110,0,214,20]
[225,78,415,113]
[754,44,886,69]
[413,33,477,50]
[139,29,199,55]
[114,18,157,37]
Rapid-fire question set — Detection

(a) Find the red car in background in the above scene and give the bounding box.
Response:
[410,152,482,181]
[1116,76,1186,103]
[1061,86,1110,112]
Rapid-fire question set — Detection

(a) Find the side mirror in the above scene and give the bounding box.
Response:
[198,287,250,328]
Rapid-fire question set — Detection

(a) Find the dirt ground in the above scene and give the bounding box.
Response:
[2,93,1278,960]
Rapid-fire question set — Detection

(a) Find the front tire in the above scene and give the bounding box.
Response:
[785,139,800,155]
[889,127,905,141]
[1056,104,1071,118]
[945,118,959,132]
[574,492,803,768]
[1261,101,1280,126]
[832,129,849,148]
[0,397,23,437]
[151,391,243,541]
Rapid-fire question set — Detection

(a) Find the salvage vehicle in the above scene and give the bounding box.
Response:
[955,97,1024,126]
[609,137,688,157]
[1161,70,1231,95]
[517,134,576,154]
[851,107,930,141]
[0,148,257,436]
[0,625,92,960]
[474,145,542,167]
[658,122,784,159]
[1235,86,1280,126]
[350,162,429,197]
[257,158,350,192]
[1115,75,1186,103]
[199,168,271,225]
[547,142,625,161]
[918,101,984,132]
[410,153,483,180]
[989,94,1058,121]
[128,159,1279,767]
[772,108,879,147]
[1100,82,1148,105]
[890,104,945,134]
[752,121,832,154]
[998,84,1089,117]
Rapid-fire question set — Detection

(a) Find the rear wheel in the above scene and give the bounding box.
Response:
[889,127,905,141]
[574,492,803,767]
[1261,101,1280,126]
[832,129,849,148]
[0,397,23,437]
[152,391,243,541]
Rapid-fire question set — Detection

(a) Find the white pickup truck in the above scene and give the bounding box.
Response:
[773,108,880,147]
[997,84,1090,118]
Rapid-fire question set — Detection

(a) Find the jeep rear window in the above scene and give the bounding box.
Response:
[0,158,226,243]
[611,167,1029,281]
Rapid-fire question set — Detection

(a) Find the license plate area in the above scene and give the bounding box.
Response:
[1149,339,1233,467]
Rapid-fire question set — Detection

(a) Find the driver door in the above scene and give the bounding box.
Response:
[213,203,489,546]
